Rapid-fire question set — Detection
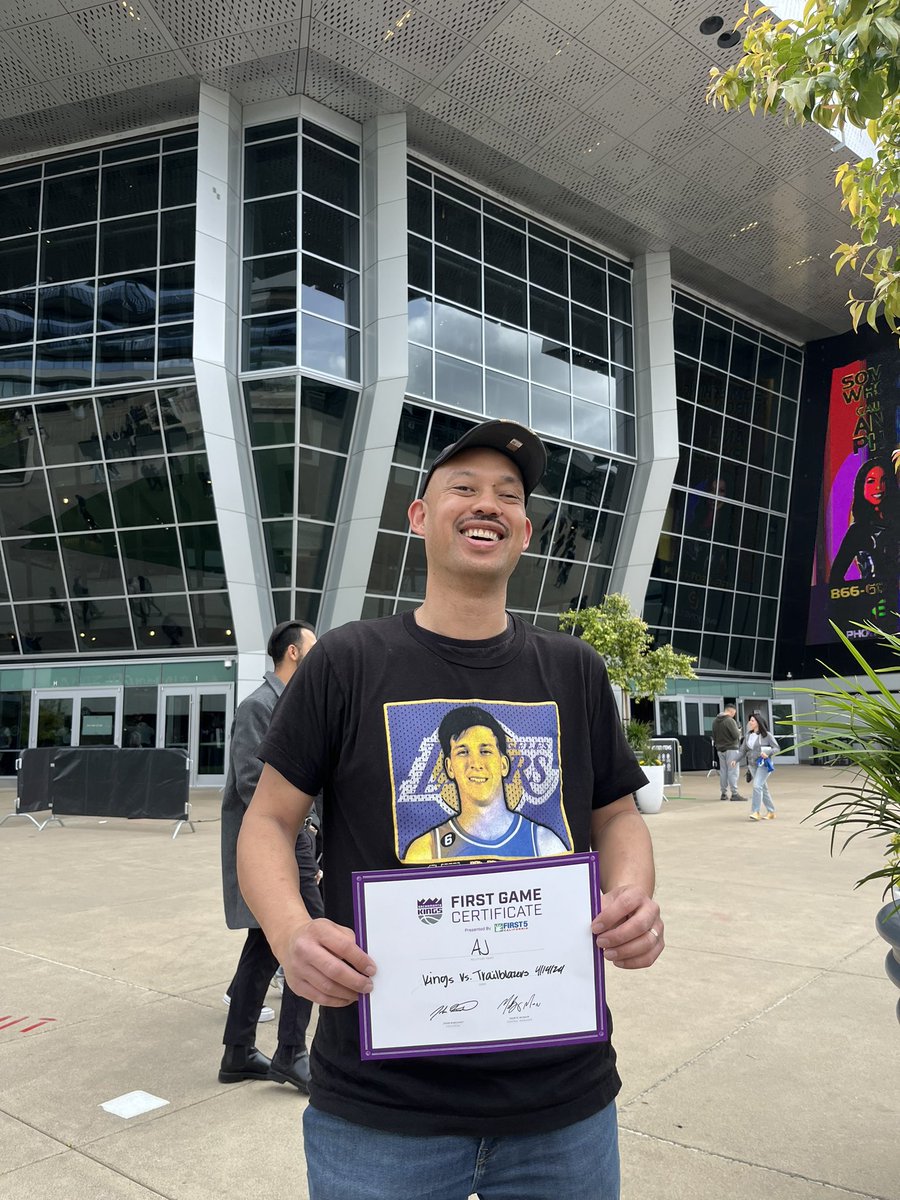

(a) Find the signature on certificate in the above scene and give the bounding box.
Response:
[497,993,541,1015]
[429,1000,479,1022]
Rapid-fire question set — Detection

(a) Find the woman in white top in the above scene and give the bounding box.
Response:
[740,712,779,821]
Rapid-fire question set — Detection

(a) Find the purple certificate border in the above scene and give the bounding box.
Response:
[352,853,606,1061]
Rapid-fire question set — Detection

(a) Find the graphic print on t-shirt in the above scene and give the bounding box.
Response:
[385,698,572,864]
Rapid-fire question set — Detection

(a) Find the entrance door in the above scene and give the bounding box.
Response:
[770,699,798,763]
[31,689,122,748]
[159,685,232,786]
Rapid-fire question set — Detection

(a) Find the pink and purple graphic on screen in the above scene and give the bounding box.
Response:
[807,356,900,644]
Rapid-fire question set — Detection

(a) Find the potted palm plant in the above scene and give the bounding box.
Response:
[791,620,900,1022]
[624,719,665,815]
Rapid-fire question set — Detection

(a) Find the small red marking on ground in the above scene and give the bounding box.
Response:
[0,1016,57,1032]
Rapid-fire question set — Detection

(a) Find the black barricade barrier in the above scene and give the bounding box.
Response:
[16,748,57,813]
[50,747,190,820]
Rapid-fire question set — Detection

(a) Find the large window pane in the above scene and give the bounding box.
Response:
[302,198,359,270]
[60,532,124,595]
[295,520,332,589]
[101,159,159,218]
[434,196,480,257]
[97,273,156,331]
[156,323,192,378]
[160,384,205,452]
[366,531,403,593]
[263,521,293,587]
[40,225,96,284]
[120,526,185,593]
[245,377,296,446]
[180,524,225,589]
[301,314,359,380]
[302,140,358,213]
[434,302,481,361]
[39,399,102,465]
[109,457,175,526]
[191,591,235,647]
[299,379,356,452]
[47,464,113,532]
[0,471,53,537]
[255,447,294,518]
[98,391,163,458]
[435,354,481,412]
[297,447,344,522]
[99,215,158,274]
[301,257,359,325]
[4,537,65,601]
[245,139,297,199]
[159,264,194,323]
[0,291,36,349]
[133,593,194,649]
[170,453,215,523]
[0,236,37,291]
[434,246,480,310]
[243,313,296,371]
[37,282,94,340]
[43,172,98,228]
[162,151,197,208]
[95,330,156,385]
[244,254,297,315]
[73,595,133,651]
[160,207,195,266]
[17,601,74,654]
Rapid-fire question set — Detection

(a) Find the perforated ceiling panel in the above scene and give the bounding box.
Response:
[0,0,867,338]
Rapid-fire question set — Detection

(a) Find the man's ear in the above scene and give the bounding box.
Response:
[521,516,533,552]
[408,497,426,536]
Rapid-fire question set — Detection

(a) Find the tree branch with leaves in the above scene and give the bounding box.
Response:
[559,593,697,721]
[708,0,900,335]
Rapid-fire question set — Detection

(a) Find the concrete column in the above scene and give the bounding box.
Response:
[609,251,679,613]
[194,84,272,699]
[318,112,409,632]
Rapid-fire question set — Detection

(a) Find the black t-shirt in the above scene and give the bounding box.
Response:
[259,611,647,1136]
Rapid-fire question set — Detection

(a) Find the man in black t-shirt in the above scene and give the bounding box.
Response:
[238,419,664,1200]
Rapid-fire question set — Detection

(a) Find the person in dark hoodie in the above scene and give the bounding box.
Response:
[712,703,745,802]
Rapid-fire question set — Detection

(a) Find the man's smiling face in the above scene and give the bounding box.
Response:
[408,446,532,583]
[445,724,510,810]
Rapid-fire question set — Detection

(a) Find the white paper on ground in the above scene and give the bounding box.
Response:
[100,1090,169,1118]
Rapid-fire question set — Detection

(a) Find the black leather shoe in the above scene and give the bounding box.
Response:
[268,1047,311,1093]
[731,793,747,802]
[218,1044,272,1083]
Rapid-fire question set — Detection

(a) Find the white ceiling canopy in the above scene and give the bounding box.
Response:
[0,0,862,339]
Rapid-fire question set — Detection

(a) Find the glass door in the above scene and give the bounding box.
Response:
[31,689,122,748]
[770,699,798,763]
[159,686,232,786]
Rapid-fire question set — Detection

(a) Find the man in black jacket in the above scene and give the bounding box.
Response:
[219,618,322,1090]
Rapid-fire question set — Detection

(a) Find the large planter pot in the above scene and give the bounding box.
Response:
[877,888,900,1024]
[635,765,665,815]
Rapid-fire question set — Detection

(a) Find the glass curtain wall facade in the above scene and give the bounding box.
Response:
[239,118,361,624]
[407,161,635,453]
[644,291,803,675]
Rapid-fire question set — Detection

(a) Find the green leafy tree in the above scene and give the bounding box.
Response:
[707,0,900,335]
[559,593,697,720]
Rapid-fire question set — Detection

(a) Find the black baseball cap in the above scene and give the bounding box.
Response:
[420,419,547,500]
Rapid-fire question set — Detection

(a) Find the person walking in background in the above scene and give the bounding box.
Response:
[219,618,322,1091]
[712,703,745,802]
[741,711,778,822]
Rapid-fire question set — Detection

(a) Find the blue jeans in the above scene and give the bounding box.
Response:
[750,763,775,814]
[717,750,739,796]
[303,1101,620,1199]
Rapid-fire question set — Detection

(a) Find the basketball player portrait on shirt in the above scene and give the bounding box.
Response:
[403,704,570,863]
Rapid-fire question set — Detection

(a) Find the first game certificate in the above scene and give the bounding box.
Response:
[352,854,607,1060]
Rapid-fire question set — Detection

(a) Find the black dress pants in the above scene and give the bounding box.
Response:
[223,927,310,1047]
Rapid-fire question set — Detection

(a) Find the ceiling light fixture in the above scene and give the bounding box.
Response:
[383,9,412,42]
[717,29,742,48]
[699,15,724,34]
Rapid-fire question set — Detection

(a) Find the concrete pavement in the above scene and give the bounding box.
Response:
[1,766,897,1199]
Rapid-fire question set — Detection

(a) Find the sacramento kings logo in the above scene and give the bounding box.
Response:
[417,897,442,925]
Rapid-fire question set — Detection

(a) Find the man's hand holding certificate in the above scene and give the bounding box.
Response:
[353,854,605,1059]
